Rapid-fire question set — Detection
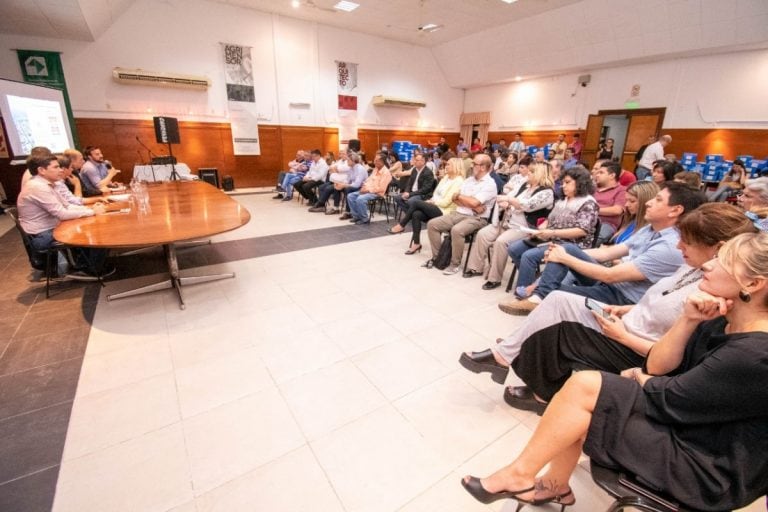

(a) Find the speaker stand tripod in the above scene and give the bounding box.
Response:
[167,142,180,181]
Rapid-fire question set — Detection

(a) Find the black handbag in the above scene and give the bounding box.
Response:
[433,235,453,270]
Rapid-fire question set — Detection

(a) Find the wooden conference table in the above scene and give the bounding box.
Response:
[53,181,251,309]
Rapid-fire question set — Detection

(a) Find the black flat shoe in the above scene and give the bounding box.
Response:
[421,259,435,269]
[503,386,548,416]
[482,281,501,290]
[458,349,509,384]
[461,476,535,505]
[462,269,483,278]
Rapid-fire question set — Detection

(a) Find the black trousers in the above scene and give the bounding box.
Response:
[294,180,324,202]
[511,321,645,402]
[399,200,442,245]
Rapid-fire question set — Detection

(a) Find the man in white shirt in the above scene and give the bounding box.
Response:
[293,149,329,204]
[426,153,497,275]
[637,134,672,180]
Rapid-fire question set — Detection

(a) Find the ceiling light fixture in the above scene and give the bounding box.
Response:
[501,0,519,3]
[418,23,442,32]
[334,1,360,11]
[515,76,522,82]
[291,0,300,8]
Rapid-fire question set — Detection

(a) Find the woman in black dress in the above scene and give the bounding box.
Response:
[461,231,768,511]
[596,137,614,160]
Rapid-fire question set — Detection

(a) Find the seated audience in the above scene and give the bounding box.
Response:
[673,170,702,190]
[607,181,658,245]
[17,154,110,277]
[424,153,497,274]
[649,159,682,185]
[562,148,578,170]
[738,177,768,211]
[502,165,599,306]
[274,150,308,199]
[310,151,364,214]
[593,161,627,243]
[387,157,465,254]
[470,137,483,153]
[500,181,705,315]
[707,158,747,202]
[509,133,526,158]
[461,231,768,512]
[293,149,329,204]
[80,146,121,196]
[460,203,755,415]
[345,154,391,225]
[464,162,554,290]
[618,166,637,187]
[393,153,434,212]
[550,159,564,200]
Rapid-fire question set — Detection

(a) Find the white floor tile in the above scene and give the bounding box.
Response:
[260,328,346,384]
[77,337,174,397]
[63,372,180,460]
[53,424,192,512]
[311,406,452,512]
[320,311,403,357]
[194,446,344,512]
[279,360,387,440]
[168,324,254,370]
[183,388,305,494]
[351,338,450,400]
[175,346,274,418]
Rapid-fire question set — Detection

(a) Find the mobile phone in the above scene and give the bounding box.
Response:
[585,297,611,319]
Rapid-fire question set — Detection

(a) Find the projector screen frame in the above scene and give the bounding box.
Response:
[0,77,75,159]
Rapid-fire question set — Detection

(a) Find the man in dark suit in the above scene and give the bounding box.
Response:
[393,153,435,212]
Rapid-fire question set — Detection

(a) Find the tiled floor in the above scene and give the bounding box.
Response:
[0,197,764,512]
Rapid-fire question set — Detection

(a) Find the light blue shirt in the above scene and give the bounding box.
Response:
[614,225,683,302]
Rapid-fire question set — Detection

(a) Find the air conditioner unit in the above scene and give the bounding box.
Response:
[372,95,426,109]
[112,67,211,90]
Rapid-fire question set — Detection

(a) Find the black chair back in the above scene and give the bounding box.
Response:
[6,207,47,271]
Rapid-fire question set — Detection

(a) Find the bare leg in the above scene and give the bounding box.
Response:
[464,371,603,499]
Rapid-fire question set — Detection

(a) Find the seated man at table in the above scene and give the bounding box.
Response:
[20,146,55,188]
[80,146,121,196]
[293,149,329,204]
[17,155,112,278]
[56,154,103,206]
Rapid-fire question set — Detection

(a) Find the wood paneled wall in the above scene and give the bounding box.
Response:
[357,129,459,159]
[73,119,339,189]
[664,129,768,161]
[488,130,585,151]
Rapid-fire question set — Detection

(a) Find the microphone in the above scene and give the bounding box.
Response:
[135,136,157,157]
[105,160,113,170]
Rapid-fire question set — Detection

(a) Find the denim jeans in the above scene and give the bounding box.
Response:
[508,241,598,299]
[347,192,378,220]
[281,174,304,198]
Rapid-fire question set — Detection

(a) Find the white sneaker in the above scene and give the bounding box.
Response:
[443,265,460,275]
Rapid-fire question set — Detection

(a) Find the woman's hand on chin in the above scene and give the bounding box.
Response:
[683,291,733,321]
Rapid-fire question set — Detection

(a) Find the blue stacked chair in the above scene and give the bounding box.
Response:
[748,160,767,178]
[736,155,753,166]
[681,152,697,170]
[701,162,721,184]
[542,145,550,159]
[705,154,724,164]
[526,145,538,156]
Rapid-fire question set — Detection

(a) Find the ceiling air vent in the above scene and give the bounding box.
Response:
[112,67,210,90]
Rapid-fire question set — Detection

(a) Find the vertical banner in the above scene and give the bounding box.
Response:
[336,61,358,146]
[222,43,261,155]
[16,49,79,148]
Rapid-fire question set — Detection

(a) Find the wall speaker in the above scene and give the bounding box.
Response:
[153,116,180,144]
[198,168,220,188]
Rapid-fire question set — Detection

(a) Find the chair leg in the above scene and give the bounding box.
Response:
[505,266,518,293]
[463,236,475,273]
[45,250,54,299]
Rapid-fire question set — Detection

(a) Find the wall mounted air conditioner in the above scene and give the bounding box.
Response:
[372,95,426,109]
[112,67,211,90]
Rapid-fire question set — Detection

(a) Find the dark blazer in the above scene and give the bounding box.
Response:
[404,167,436,199]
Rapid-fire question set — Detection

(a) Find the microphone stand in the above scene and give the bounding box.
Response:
[136,136,158,182]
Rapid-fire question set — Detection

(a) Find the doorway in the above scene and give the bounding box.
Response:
[582,107,666,171]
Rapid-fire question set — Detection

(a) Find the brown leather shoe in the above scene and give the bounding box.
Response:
[498,298,538,316]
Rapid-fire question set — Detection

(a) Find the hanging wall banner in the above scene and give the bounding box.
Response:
[16,49,79,148]
[222,43,261,155]
[336,61,358,145]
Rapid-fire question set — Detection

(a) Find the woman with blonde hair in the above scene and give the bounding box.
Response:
[462,230,768,511]
[608,181,658,245]
[464,161,555,290]
[387,157,464,254]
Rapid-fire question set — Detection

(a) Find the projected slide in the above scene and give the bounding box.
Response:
[8,95,70,154]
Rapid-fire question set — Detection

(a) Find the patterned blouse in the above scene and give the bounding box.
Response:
[546,196,600,248]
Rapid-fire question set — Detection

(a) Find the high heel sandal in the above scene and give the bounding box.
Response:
[404,244,421,255]
[461,476,535,507]
[388,225,404,234]
[532,483,575,511]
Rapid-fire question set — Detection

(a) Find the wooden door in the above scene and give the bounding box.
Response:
[622,114,663,171]
[581,114,603,167]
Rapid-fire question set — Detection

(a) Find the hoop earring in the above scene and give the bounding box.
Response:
[739,291,752,303]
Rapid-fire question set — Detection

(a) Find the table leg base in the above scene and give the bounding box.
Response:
[106,272,235,309]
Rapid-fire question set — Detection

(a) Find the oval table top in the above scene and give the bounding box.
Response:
[54,181,251,248]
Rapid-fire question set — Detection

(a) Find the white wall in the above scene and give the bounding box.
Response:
[463,49,768,131]
[0,0,463,132]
